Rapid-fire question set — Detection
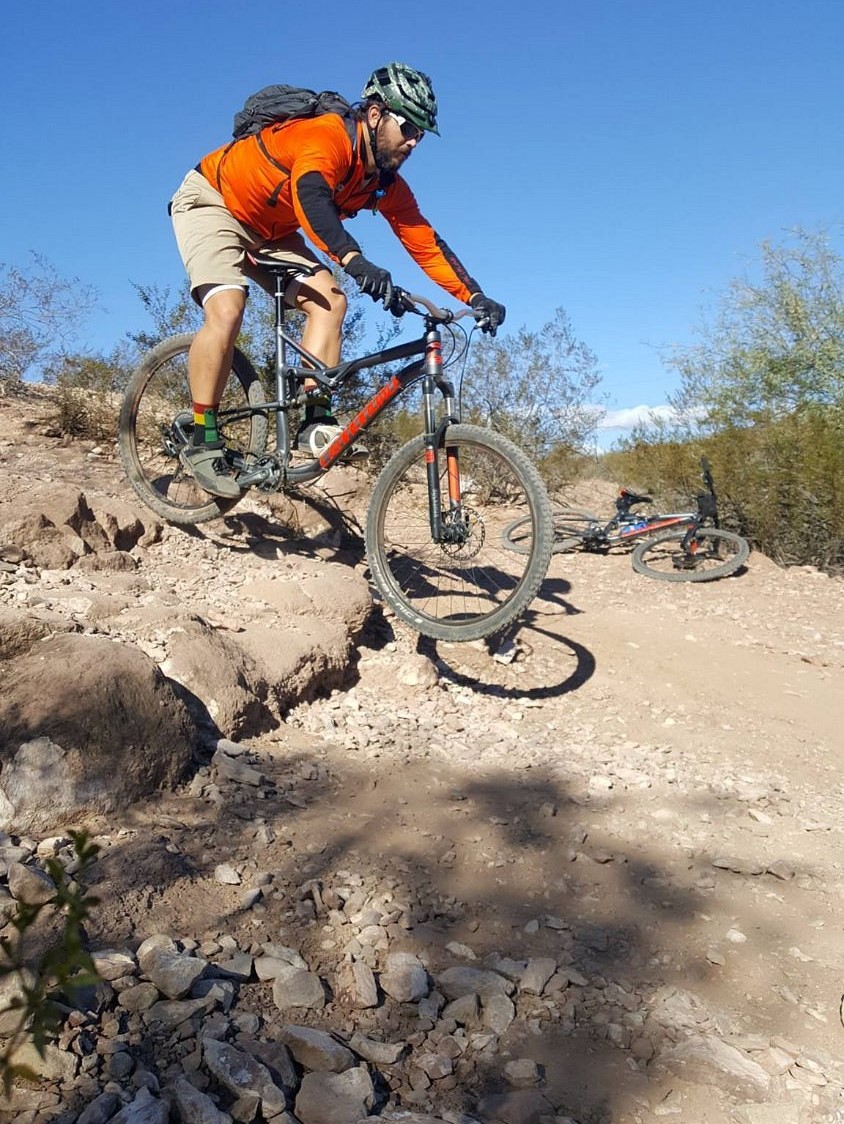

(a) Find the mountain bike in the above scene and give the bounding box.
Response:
[118,255,553,642]
[501,458,748,583]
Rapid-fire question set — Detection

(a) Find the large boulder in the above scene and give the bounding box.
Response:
[0,628,195,834]
[160,616,275,738]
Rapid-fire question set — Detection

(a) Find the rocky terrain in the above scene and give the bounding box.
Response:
[0,383,842,1124]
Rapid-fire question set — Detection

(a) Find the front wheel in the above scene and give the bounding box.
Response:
[366,425,553,642]
[118,333,268,525]
[631,526,749,582]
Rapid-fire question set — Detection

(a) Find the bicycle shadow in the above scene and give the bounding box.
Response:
[161,490,368,562]
[417,607,597,702]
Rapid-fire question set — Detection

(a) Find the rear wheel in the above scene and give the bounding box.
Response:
[631,526,749,582]
[366,424,553,641]
[502,507,599,555]
[118,333,268,525]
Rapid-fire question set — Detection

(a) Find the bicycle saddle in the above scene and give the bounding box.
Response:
[616,488,652,511]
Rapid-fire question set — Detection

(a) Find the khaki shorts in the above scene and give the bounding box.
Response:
[169,169,326,302]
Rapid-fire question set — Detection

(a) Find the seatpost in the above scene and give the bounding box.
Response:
[274,274,289,452]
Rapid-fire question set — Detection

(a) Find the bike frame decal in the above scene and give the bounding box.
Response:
[318,374,406,470]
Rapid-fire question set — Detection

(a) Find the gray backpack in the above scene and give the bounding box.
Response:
[232,85,353,139]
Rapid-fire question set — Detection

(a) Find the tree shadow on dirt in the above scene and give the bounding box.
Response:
[10,610,802,1121]
[58,698,798,1124]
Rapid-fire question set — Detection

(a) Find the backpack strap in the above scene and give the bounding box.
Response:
[262,112,359,208]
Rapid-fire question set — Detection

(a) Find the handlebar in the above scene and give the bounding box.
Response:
[396,287,476,325]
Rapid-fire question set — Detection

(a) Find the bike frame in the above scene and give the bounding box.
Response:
[219,269,466,543]
[579,487,718,551]
[600,509,699,545]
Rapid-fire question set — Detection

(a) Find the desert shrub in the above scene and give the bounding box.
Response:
[46,350,133,441]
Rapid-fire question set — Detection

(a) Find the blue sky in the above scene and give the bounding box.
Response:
[2,0,842,439]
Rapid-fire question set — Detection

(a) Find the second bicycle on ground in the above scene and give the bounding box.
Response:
[502,458,749,583]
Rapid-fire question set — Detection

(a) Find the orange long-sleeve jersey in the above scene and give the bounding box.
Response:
[198,113,480,304]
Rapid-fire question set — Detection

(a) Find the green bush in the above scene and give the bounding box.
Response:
[0,833,100,1093]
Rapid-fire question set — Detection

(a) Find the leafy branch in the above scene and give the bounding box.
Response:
[0,831,101,1094]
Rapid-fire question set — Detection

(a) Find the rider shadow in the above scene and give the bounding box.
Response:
[533,574,583,616]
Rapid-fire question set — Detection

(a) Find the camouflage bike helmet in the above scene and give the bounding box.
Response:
[361,63,439,135]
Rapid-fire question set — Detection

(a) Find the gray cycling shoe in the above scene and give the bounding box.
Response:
[180,443,241,498]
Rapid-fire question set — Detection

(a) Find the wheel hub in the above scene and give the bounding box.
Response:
[161,412,193,458]
[439,506,485,559]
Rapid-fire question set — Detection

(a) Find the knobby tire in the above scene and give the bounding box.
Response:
[118,333,268,525]
[631,526,749,582]
[365,424,553,642]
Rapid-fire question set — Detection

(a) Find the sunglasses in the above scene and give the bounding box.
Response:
[385,111,425,143]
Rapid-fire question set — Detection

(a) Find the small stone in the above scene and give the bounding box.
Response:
[481,993,515,1035]
[214,863,241,885]
[711,856,764,875]
[137,935,208,999]
[210,951,253,981]
[380,952,429,1002]
[204,1038,286,1118]
[272,969,325,1012]
[7,861,55,904]
[167,1076,231,1124]
[335,960,379,1009]
[437,966,513,1000]
[443,993,480,1025]
[279,1025,355,1072]
[107,1051,135,1080]
[212,748,264,786]
[504,1057,541,1088]
[295,1067,374,1124]
[117,982,160,1013]
[143,997,210,1032]
[445,941,476,960]
[108,1087,168,1123]
[519,957,557,996]
[77,1091,122,1124]
[348,1032,406,1065]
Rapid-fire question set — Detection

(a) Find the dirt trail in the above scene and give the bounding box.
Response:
[1,385,842,1123]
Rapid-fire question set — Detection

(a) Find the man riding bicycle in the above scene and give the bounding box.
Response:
[170,62,506,498]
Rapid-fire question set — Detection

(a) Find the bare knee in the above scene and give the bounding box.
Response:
[200,287,247,343]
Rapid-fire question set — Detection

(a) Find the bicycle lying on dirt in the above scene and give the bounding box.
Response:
[118,255,553,642]
[501,457,749,583]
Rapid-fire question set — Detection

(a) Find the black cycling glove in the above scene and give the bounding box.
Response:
[385,287,413,318]
[345,255,394,308]
[469,292,506,336]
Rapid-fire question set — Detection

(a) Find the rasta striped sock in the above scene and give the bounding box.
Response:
[304,395,332,424]
[192,403,221,446]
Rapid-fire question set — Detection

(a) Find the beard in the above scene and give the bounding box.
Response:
[374,142,407,174]
[373,118,409,173]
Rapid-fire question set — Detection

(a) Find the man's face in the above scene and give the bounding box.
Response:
[374,110,423,173]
